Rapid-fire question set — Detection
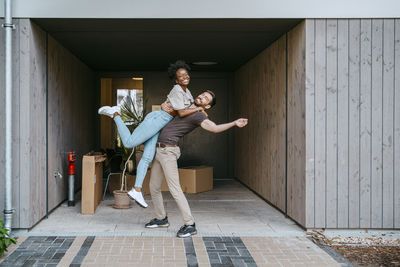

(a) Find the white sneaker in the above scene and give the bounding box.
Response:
[98,106,121,118]
[127,189,148,208]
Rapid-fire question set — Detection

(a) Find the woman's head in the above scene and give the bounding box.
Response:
[168,60,191,87]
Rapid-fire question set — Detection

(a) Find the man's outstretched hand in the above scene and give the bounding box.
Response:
[235,118,248,128]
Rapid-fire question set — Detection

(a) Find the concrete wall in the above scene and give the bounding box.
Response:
[304,19,400,229]
[0,19,96,228]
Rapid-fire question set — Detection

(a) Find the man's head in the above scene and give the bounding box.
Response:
[194,90,216,110]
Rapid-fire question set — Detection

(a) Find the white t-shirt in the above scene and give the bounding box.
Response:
[167,84,194,110]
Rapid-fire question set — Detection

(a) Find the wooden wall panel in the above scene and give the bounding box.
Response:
[348,19,361,228]
[359,19,372,228]
[305,20,316,228]
[304,19,400,228]
[314,19,327,228]
[0,19,23,227]
[287,22,306,226]
[337,19,349,228]
[47,34,96,213]
[371,19,384,228]
[234,34,287,212]
[382,19,395,228]
[326,19,338,228]
[395,19,400,228]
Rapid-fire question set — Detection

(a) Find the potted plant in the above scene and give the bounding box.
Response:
[112,95,145,209]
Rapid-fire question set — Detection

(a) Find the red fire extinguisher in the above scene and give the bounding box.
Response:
[68,151,76,206]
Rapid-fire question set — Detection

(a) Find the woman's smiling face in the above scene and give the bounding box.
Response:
[175,68,190,86]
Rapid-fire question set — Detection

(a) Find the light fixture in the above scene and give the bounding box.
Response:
[192,61,218,66]
[132,77,143,81]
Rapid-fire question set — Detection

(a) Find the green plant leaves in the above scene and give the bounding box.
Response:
[0,218,17,258]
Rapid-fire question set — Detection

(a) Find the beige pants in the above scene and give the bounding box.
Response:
[149,146,195,225]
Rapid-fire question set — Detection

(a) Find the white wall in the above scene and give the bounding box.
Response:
[0,0,400,19]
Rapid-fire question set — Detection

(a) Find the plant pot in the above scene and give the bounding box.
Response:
[112,190,131,209]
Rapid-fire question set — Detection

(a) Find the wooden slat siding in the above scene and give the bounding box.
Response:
[314,19,327,228]
[371,19,384,228]
[337,19,350,228]
[29,22,47,226]
[13,20,21,228]
[395,20,400,228]
[382,19,395,228]
[11,19,21,227]
[18,19,32,228]
[305,19,316,228]
[234,34,286,212]
[348,19,361,228]
[47,33,96,213]
[326,19,338,228]
[287,22,306,226]
[359,19,372,228]
[304,19,400,229]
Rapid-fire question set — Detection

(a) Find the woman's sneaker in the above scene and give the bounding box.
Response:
[127,189,148,208]
[145,216,170,228]
[177,223,197,238]
[98,106,120,118]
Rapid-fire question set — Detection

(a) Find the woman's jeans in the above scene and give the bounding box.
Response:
[114,110,173,188]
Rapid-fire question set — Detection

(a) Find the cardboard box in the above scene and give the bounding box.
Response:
[178,166,213,194]
[81,152,106,214]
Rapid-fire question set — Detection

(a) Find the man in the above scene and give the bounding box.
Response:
[145,90,248,238]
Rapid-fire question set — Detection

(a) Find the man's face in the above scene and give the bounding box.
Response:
[175,68,190,86]
[194,92,213,109]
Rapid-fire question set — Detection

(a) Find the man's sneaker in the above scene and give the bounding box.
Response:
[127,189,148,208]
[145,216,169,228]
[177,223,197,238]
[98,105,121,118]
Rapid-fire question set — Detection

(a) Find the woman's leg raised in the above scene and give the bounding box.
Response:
[114,111,169,148]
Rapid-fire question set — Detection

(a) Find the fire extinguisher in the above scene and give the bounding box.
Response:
[68,151,76,206]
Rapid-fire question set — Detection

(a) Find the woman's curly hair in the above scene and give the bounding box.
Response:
[168,60,191,82]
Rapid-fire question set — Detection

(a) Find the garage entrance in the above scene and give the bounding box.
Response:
[12,18,306,230]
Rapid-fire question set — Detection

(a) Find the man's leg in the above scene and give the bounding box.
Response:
[157,147,195,226]
[149,155,166,220]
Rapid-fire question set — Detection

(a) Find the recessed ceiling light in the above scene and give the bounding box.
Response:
[132,77,143,80]
[192,61,218,66]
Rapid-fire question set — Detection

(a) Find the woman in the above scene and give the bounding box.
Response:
[98,60,203,208]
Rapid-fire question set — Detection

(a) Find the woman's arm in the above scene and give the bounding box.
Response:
[176,105,204,117]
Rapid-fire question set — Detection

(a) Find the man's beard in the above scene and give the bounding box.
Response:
[194,98,201,107]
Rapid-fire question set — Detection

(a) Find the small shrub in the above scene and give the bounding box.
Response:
[0,218,17,257]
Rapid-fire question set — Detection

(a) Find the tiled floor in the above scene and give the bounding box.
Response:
[0,180,344,266]
[0,236,341,267]
[25,180,302,237]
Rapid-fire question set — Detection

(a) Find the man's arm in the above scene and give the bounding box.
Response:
[200,118,248,133]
